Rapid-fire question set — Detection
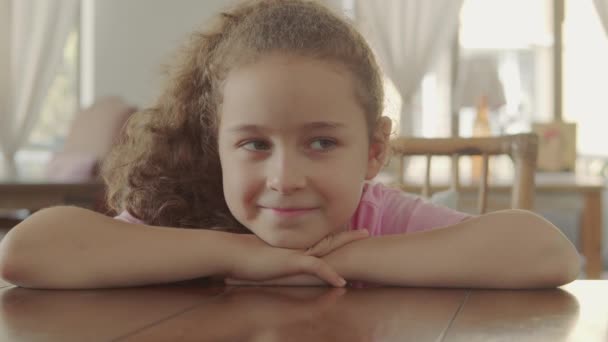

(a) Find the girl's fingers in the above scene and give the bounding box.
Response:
[305,229,369,257]
[226,254,345,287]
[299,256,346,287]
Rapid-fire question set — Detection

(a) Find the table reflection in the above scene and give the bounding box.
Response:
[0,285,581,342]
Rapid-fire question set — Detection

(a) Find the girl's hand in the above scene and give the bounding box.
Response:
[227,229,369,287]
[304,229,369,257]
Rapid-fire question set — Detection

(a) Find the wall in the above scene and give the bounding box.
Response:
[81,0,237,108]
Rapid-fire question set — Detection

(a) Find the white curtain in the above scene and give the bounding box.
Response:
[595,0,608,36]
[354,0,464,136]
[0,0,79,179]
[322,0,346,14]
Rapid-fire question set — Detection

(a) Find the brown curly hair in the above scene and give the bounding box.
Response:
[101,0,384,230]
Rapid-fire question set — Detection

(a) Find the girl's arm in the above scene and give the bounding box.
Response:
[0,206,348,289]
[326,210,581,289]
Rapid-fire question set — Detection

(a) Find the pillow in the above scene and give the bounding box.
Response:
[43,96,136,182]
[44,153,99,182]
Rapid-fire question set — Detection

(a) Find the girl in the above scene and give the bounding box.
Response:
[0,0,579,289]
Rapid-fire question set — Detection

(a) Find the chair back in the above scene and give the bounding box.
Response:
[389,133,538,214]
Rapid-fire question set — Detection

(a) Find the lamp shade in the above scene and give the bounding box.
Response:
[454,55,506,109]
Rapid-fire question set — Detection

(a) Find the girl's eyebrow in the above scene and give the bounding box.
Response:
[227,121,346,133]
[302,121,346,130]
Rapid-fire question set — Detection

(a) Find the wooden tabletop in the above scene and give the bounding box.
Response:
[0,181,105,210]
[0,280,605,341]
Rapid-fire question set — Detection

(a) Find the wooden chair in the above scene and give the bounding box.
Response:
[389,133,538,214]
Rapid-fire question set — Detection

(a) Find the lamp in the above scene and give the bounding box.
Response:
[454,55,506,130]
[454,55,507,180]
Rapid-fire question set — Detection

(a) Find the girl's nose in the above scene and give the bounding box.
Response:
[266,154,307,194]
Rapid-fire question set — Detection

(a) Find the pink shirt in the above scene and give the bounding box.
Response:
[116,182,470,234]
[347,182,469,235]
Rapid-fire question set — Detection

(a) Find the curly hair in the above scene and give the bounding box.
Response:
[101,0,384,230]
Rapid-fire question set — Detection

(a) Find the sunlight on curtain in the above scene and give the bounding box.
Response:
[0,0,79,179]
[355,0,463,136]
[459,0,552,49]
[564,0,608,158]
[455,0,554,136]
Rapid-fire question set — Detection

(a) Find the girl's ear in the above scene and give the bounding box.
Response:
[365,116,392,180]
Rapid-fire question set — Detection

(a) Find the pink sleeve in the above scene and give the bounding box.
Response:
[114,210,145,225]
[380,188,471,234]
[349,182,470,236]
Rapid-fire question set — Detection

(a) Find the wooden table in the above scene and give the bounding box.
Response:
[0,181,105,211]
[0,280,605,341]
[534,174,605,280]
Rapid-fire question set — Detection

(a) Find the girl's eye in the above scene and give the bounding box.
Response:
[242,140,271,151]
[310,138,337,151]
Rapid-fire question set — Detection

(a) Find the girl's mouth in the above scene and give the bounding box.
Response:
[260,206,318,218]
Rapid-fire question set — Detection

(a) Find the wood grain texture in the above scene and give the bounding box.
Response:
[0,281,604,341]
[0,284,225,342]
[581,192,603,279]
[443,281,607,341]
[443,288,580,341]
[119,286,467,341]
[0,181,105,210]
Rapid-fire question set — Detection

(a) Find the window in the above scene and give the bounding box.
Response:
[412,0,554,182]
[456,0,554,135]
[15,27,79,178]
[563,0,608,159]
[418,0,608,177]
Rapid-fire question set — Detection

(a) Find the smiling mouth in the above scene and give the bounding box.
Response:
[259,206,319,218]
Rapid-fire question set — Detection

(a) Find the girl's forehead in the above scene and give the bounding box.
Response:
[224,52,352,82]
[221,53,362,113]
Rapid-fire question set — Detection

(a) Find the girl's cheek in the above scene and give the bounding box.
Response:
[240,175,262,202]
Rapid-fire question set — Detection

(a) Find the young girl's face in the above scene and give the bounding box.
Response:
[218,53,382,249]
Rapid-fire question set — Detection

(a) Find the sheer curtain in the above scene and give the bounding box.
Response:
[0,0,79,179]
[354,0,464,136]
[322,0,345,14]
[594,0,608,35]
